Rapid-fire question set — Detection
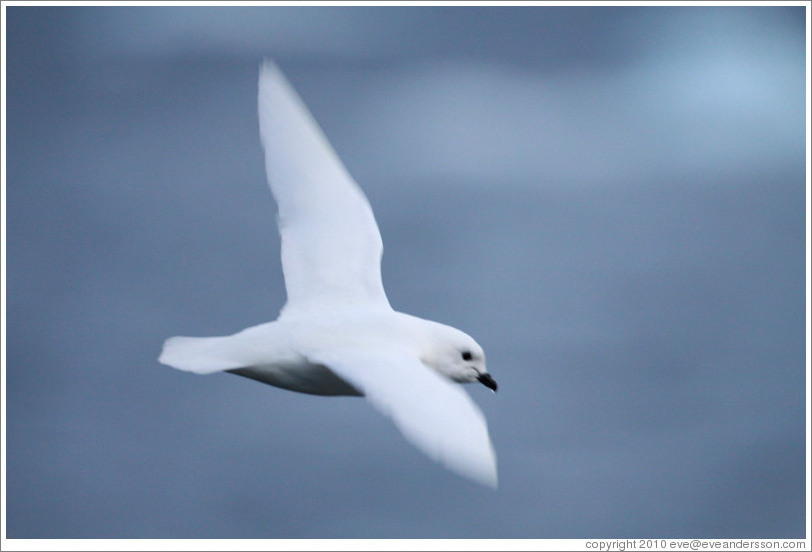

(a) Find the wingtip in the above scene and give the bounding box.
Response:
[462,463,499,489]
[259,59,286,90]
[259,59,281,76]
[450,443,498,489]
[478,457,499,490]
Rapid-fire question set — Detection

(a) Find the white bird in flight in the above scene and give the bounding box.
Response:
[159,61,498,487]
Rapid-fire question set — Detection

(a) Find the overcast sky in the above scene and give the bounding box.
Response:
[4,5,808,540]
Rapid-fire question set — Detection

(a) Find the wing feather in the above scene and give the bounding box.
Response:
[312,349,498,488]
[258,62,389,316]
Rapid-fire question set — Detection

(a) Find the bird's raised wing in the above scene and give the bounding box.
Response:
[311,348,498,488]
[258,62,389,317]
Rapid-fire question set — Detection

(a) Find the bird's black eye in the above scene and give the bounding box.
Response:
[461,351,473,361]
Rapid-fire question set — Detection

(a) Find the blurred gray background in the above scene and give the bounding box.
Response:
[4,6,807,539]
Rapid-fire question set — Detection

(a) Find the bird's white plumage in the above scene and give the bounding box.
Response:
[312,349,498,488]
[160,61,498,487]
[258,62,389,317]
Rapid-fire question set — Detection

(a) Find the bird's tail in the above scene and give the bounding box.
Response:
[159,335,246,374]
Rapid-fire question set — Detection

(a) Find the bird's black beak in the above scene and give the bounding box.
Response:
[477,373,498,392]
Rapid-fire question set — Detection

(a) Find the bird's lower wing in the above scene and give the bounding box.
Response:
[311,349,498,488]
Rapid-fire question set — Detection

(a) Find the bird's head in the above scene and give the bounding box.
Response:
[420,322,497,392]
